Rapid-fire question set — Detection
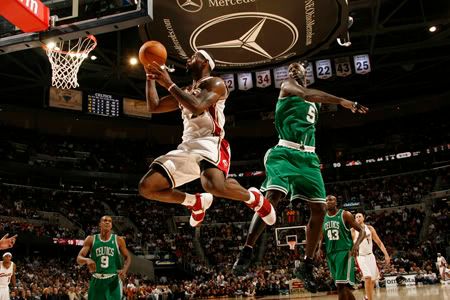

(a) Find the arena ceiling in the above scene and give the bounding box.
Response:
[0,0,449,116]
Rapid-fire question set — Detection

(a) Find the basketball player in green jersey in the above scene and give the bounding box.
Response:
[233,62,368,292]
[320,195,366,300]
[77,216,131,300]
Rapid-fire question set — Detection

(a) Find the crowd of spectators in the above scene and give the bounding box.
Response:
[1,192,447,299]
[1,120,448,177]
[0,219,79,240]
[0,123,447,298]
[328,171,436,210]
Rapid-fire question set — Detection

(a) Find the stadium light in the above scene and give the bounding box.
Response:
[129,57,138,65]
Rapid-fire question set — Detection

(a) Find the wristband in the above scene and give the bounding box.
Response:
[168,83,177,92]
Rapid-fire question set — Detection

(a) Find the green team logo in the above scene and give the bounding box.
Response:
[325,221,340,241]
[96,246,115,268]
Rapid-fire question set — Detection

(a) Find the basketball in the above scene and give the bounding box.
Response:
[139,40,167,67]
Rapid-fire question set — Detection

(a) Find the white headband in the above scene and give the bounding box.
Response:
[2,252,12,257]
[197,50,215,71]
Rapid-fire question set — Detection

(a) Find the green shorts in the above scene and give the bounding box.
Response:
[261,146,326,202]
[88,275,122,300]
[326,251,355,285]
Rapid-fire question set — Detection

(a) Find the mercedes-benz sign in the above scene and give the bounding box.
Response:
[140,0,349,70]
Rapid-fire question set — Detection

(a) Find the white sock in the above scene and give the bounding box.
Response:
[244,190,256,204]
[181,193,197,207]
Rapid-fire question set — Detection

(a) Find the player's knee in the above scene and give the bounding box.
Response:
[138,177,152,199]
[266,190,284,207]
[336,283,346,292]
[138,176,160,199]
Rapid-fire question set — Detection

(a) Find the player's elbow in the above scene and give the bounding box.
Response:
[76,256,84,265]
[146,102,158,113]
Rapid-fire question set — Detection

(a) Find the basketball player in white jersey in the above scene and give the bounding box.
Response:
[352,213,389,300]
[0,252,16,300]
[140,50,275,227]
[436,253,447,282]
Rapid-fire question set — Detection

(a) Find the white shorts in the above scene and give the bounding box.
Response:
[357,254,379,280]
[151,137,230,188]
[0,286,10,300]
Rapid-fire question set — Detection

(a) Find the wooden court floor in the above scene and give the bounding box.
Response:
[235,285,449,300]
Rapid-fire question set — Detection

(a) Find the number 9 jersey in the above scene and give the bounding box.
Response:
[90,234,123,275]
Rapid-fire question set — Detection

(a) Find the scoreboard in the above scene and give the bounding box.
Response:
[87,92,121,117]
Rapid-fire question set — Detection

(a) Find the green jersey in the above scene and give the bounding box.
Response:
[275,95,321,147]
[90,233,122,274]
[323,209,353,254]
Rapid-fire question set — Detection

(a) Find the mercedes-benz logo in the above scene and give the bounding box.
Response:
[190,12,298,66]
[177,0,203,13]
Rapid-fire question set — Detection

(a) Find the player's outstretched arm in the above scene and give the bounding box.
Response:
[343,211,365,257]
[281,79,368,114]
[117,236,131,280]
[147,62,226,115]
[0,234,17,250]
[369,226,390,265]
[77,236,96,272]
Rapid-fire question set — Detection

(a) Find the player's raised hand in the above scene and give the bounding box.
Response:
[0,233,17,250]
[145,61,174,90]
[86,258,96,273]
[340,99,368,114]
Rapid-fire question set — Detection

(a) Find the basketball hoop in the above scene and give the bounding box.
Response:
[43,35,97,89]
[288,240,297,251]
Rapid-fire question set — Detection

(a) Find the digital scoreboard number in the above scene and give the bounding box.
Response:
[87,93,120,117]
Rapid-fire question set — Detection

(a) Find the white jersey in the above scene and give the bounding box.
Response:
[0,262,14,287]
[181,76,228,142]
[354,224,373,255]
[437,256,447,268]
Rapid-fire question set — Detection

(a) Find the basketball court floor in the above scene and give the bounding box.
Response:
[250,285,448,300]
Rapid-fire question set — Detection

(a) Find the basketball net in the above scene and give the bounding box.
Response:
[43,35,97,89]
[288,240,297,251]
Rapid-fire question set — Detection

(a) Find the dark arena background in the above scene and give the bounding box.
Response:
[0,0,449,299]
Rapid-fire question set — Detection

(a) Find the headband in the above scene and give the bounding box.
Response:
[197,50,215,71]
[2,252,12,257]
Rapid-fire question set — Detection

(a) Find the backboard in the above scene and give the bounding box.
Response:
[275,225,307,247]
[0,0,152,54]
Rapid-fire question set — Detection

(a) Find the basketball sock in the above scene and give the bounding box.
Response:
[244,190,256,204]
[181,193,197,207]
